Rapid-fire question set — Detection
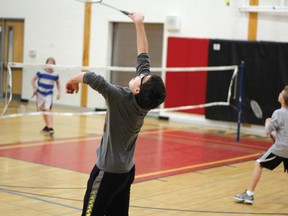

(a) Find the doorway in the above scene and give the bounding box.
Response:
[110,22,163,86]
[0,19,24,98]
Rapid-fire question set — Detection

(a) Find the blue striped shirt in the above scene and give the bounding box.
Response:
[36,68,59,96]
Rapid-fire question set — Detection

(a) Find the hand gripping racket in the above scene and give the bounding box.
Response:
[250,100,275,142]
[76,0,131,16]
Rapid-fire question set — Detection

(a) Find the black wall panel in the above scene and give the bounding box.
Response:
[206,39,288,125]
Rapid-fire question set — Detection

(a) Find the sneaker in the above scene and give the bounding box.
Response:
[41,126,49,133]
[48,128,54,135]
[234,191,254,204]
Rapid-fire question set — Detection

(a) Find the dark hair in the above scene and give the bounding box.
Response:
[135,75,166,110]
[46,57,56,65]
[283,85,288,106]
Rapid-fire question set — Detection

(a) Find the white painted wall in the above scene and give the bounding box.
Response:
[0,0,287,109]
[1,0,85,106]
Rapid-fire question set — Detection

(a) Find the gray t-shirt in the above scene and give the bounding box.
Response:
[83,53,150,173]
[266,107,288,158]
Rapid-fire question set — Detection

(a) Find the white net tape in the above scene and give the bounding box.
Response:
[0,62,238,119]
[1,64,13,116]
[7,62,238,72]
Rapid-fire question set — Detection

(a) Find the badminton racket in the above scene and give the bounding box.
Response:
[250,99,275,142]
[17,93,36,114]
[75,0,131,16]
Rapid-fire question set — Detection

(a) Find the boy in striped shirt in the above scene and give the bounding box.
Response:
[31,57,61,135]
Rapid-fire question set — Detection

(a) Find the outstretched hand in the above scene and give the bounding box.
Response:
[65,72,85,94]
[66,80,79,94]
[265,118,271,128]
[128,12,144,23]
[265,118,275,142]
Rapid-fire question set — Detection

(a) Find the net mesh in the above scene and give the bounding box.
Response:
[0,62,239,120]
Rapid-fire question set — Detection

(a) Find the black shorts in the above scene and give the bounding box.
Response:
[257,150,288,172]
[81,165,135,216]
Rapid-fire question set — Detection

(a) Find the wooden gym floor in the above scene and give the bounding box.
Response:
[0,101,288,216]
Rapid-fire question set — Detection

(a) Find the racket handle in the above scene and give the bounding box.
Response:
[270,134,275,143]
[121,10,130,15]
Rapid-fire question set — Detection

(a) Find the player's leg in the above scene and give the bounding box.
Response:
[234,151,282,204]
[81,165,106,216]
[105,166,135,216]
[42,114,50,127]
[37,94,49,133]
[82,165,134,216]
[283,158,288,173]
[44,95,54,134]
[247,160,262,192]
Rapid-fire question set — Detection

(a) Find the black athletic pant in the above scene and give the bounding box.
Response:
[81,165,135,216]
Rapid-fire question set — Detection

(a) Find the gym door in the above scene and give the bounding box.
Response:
[0,20,24,98]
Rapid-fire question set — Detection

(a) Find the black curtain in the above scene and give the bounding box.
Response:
[206,39,288,125]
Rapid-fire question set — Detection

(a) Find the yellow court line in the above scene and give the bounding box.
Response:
[1,131,262,180]
[0,136,101,150]
[0,127,260,151]
[140,128,180,135]
[135,153,261,179]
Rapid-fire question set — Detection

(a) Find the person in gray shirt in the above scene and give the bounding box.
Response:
[234,85,288,204]
[66,12,166,216]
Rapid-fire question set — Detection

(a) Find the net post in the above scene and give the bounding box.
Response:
[236,61,245,142]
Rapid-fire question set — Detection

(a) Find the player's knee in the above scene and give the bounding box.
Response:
[254,160,261,168]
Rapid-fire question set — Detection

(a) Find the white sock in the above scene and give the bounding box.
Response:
[246,190,254,196]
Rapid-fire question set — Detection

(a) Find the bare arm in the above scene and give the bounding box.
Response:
[264,118,271,135]
[31,76,38,95]
[56,80,61,99]
[265,117,276,141]
[129,12,148,54]
[66,72,85,94]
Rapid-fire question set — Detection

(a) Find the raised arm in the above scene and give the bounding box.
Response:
[66,72,85,94]
[129,12,148,54]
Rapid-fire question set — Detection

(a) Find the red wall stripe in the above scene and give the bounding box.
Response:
[165,37,209,115]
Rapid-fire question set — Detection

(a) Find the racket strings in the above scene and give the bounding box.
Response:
[250,100,263,119]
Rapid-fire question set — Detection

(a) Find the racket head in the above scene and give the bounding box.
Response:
[17,104,28,114]
[250,100,263,119]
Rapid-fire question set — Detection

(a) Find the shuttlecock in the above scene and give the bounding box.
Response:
[224,0,230,6]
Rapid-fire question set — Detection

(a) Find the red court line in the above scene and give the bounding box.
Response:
[154,130,272,151]
[0,130,271,182]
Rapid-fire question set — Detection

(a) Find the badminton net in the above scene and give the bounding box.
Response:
[0,63,238,120]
